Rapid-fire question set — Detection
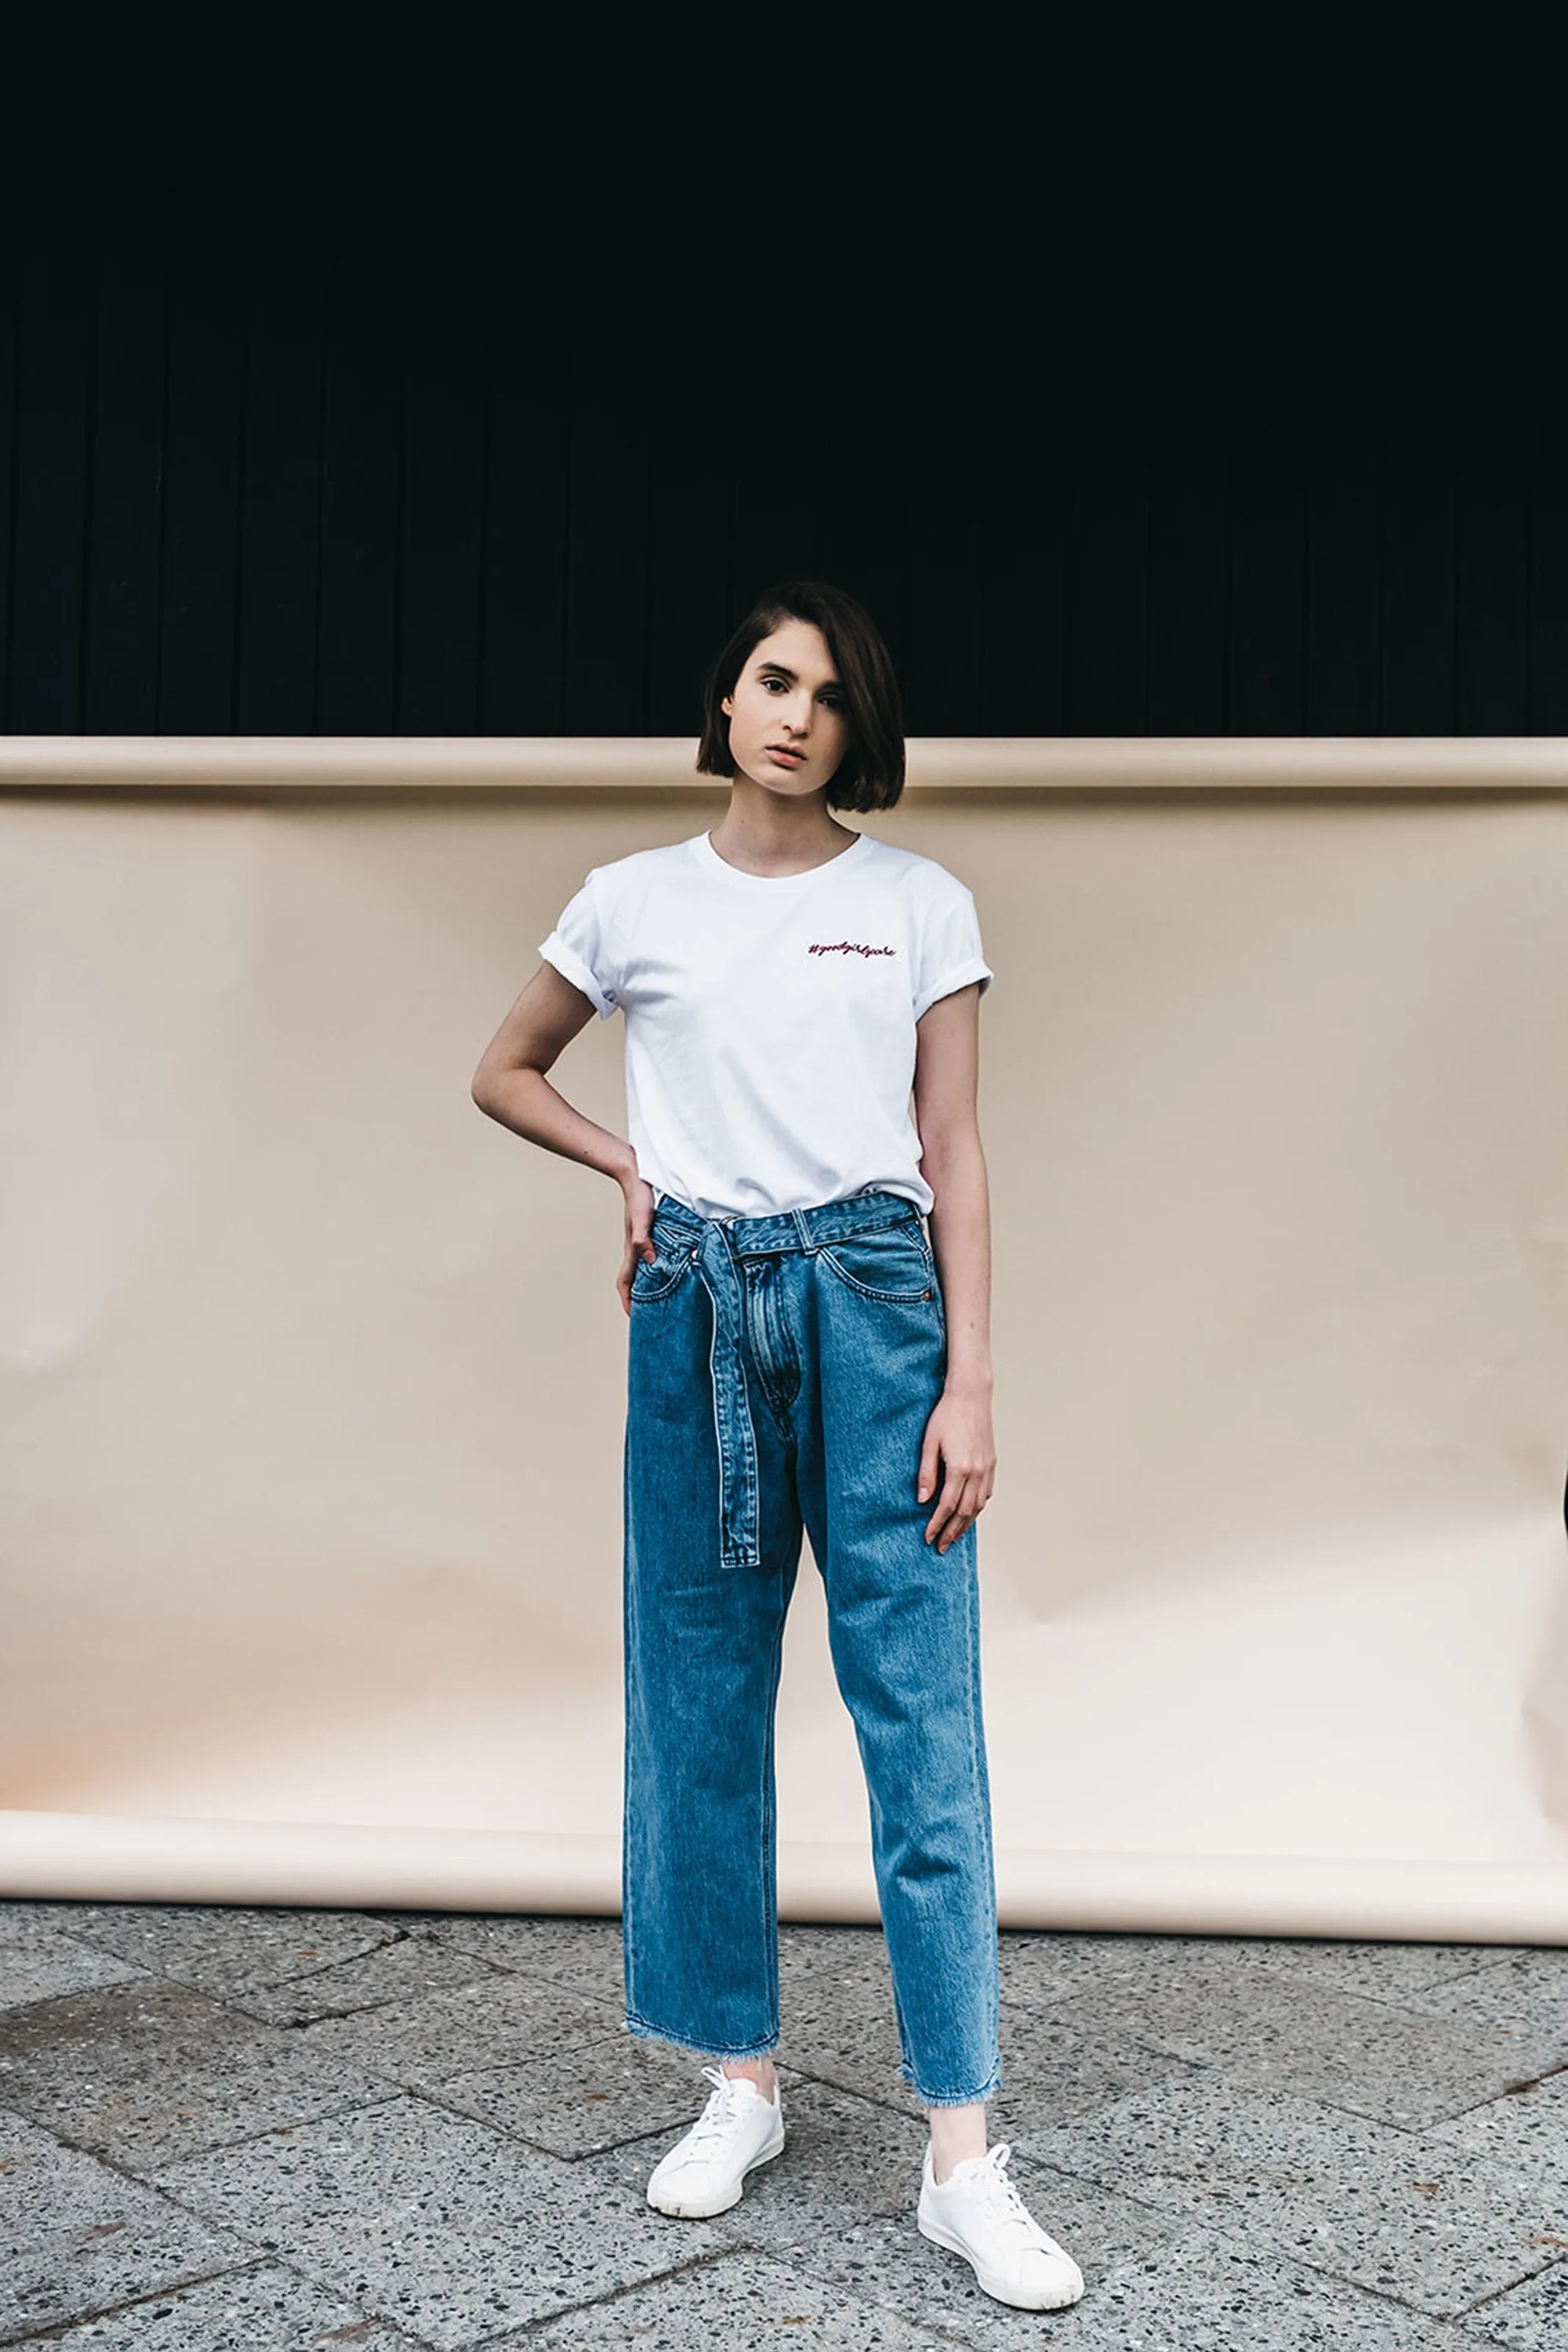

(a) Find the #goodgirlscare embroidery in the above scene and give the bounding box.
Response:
[807,941,898,958]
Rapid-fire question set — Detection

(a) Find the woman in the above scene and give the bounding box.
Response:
[471,581,1084,2314]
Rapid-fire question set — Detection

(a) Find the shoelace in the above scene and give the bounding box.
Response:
[683,2063,757,2154]
[953,2143,1052,2246]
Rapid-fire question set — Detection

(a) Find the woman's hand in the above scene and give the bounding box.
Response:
[916,1381,996,1553]
[616,1176,660,1316]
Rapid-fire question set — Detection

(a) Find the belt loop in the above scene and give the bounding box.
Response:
[789,1206,818,1254]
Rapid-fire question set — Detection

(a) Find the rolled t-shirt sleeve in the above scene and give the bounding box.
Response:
[539,870,620,1020]
[913,879,995,1020]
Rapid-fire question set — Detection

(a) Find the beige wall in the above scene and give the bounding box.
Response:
[2,741,1566,1938]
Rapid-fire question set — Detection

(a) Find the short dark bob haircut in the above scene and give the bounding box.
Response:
[695,579,906,812]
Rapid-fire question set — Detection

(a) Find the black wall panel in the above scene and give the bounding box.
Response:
[0,228,16,728]
[818,419,908,678]
[1229,426,1308,736]
[561,371,652,737]
[2,194,1566,739]
[906,425,985,738]
[315,235,402,736]
[157,222,245,733]
[1067,425,1149,735]
[8,208,95,733]
[1382,427,1457,735]
[236,232,325,735]
[1531,422,1568,737]
[1457,428,1531,737]
[645,373,731,737]
[83,208,169,732]
[1147,428,1228,735]
[731,396,819,619]
[979,426,1066,735]
[479,308,569,738]
[397,244,487,737]
[1306,431,1382,735]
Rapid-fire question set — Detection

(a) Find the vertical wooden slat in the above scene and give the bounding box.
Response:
[1306,427,1382,734]
[1228,423,1306,734]
[478,298,568,735]
[644,369,730,736]
[818,415,907,666]
[562,361,652,734]
[0,212,23,728]
[158,220,245,731]
[1147,423,1227,734]
[1529,418,1568,735]
[1381,423,1455,735]
[904,422,984,735]
[8,201,96,731]
[396,234,485,734]
[978,421,1066,735]
[316,232,402,735]
[1457,423,1530,735]
[1066,421,1149,734]
[236,220,325,732]
[731,396,818,623]
[82,199,169,732]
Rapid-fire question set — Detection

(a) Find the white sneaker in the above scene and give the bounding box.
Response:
[645,2065,786,2219]
[918,2142,1086,2310]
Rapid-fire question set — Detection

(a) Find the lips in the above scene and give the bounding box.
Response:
[768,747,806,768]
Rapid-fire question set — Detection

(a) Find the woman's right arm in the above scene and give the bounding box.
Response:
[470,961,657,1314]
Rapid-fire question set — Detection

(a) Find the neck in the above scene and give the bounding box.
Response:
[710,781,858,877]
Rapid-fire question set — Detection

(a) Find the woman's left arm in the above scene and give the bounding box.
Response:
[912,982,996,1554]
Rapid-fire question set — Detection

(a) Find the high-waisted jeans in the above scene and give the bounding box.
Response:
[621,1185,1001,2107]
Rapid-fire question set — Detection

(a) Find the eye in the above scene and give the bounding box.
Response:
[760,676,787,692]
[820,691,844,711]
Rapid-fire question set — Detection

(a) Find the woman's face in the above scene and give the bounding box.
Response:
[722,619,851,800]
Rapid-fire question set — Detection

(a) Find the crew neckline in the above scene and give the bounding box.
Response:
[693,829,871,889]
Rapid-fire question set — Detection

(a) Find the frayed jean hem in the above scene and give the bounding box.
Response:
[902,2060,1003,2108]
[625,2009,779,2064]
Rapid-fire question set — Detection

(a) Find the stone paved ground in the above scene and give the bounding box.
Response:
[2,1900,1566,2349]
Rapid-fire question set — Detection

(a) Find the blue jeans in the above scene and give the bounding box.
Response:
[621,1185,1001,2107]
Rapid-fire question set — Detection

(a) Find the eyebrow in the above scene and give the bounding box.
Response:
[758,662,842,689]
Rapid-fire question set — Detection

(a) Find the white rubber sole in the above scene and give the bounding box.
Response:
[646,2122,786,2219]
[917,2210,1086,2311]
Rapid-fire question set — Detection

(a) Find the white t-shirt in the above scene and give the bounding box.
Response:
[538,828,992,1221]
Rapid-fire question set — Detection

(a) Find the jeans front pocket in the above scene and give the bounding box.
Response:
[630,1223,699,1304]
[818,1222,936,1305]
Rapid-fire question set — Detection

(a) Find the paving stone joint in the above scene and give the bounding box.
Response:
[1,1900,1563,2349]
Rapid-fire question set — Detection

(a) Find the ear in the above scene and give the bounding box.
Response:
[721,695,735,717]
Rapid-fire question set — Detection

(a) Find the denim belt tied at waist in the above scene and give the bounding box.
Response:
[647,1189,924,1570]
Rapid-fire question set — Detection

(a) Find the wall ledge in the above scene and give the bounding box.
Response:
[3,736,1568,796]
[2,1812,1566,1940]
